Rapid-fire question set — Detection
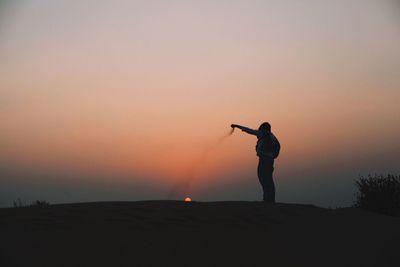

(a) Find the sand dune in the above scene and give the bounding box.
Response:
[0,201,399,267]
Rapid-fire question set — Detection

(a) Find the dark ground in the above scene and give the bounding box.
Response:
[0,201,399,267]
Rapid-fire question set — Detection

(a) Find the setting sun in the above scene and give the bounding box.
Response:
[184,197,192,202]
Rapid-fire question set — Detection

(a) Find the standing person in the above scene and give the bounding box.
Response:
[231,122,280,202]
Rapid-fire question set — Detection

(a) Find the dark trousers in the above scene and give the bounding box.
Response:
[257,157,275,202]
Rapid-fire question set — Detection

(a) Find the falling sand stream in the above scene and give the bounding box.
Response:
[168,127,235,200]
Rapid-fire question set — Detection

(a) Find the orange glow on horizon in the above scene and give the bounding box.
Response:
[184,197,192,202]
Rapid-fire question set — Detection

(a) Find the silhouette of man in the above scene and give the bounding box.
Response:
[231,122,280,202]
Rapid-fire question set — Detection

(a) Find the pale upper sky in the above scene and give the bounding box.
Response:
[1,0,399,207]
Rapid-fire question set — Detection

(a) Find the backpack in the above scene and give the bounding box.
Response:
[257,133,280,159]
[271,133,281,159]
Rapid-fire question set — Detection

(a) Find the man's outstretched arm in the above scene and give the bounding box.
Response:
[231,124,259,136]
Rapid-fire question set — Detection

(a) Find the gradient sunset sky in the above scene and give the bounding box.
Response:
[1,0,399,207]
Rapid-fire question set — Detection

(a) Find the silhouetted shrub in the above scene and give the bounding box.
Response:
[355,174,400,216]
[13,198,25,208]
[12,199,50,208]
[30,200,50,207]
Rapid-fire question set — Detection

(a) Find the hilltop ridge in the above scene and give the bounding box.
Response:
[1,201,399,267]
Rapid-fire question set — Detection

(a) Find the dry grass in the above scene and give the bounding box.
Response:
[355,174,400,216]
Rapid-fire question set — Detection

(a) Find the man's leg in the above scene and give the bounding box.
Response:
[257,159,266,200]
[264,168,275,202]
[258,157,275,202]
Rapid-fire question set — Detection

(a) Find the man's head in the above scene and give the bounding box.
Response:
[258,122,271,133]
